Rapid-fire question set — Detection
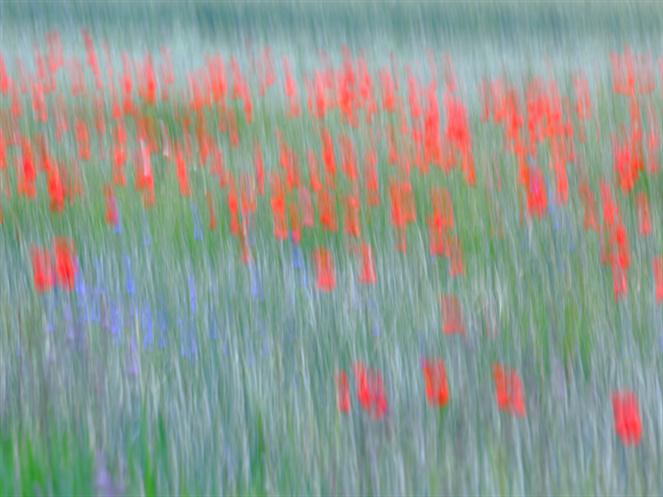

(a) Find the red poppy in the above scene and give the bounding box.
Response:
[47,165,65,213]
[493,364,526,417]
[227,180,239,237]
[578,181,598,233]
[428,186,454,257]
[206,191,217,231]
[104,185,118,227]
[509,370,526,417]
[612,390,642,446]
[239,174,256,217]
[636,192,651,237]
[441,294,464,335]
[353,362,387,420]
[31,246,54,293]
[314,248,335,292]
[74,118,90,161]
[270,172,287,240]
[254,142,265,196]
[339,134,358,183]
[653,256,663,302]
[0,130,5,171]
[379,69,395,112]
[364,146,380,207]
[18,139,36,199]
[288,201,301,245]
[317,187,337,233]
[421,359,449,408]
[343,194,361,238]
[446,236,464,277]
[283,57,299,117]
[336,370,350,414]
[526,167,547,218]
[175,146,190,197]
[493,364,510,411]
[53,237,76,290]
[320,128,336,185]
[357,242,376,286]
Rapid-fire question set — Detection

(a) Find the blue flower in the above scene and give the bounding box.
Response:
[191,202,202,242]
[292,243,303,270]
[124,256,135,297]
[188,274,197,315]
[141,305,154,350]
[113,209,122,234]
[157,308,168,348]
[250,262,263,300]
[109,302,121,339]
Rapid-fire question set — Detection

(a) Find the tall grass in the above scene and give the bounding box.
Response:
[0,2,662,495]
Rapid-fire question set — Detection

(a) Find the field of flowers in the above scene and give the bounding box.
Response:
[1,2,663,495]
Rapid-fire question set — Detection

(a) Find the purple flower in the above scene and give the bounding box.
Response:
[124,256,135,297]
[109,302,121,339]
[113,210,122,235]
[249,262,262,300]
[188,274,197,315]
[141,305,153,350]
[157,307,168,348]
[191,202,202,241]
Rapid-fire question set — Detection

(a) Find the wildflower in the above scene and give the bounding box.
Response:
[31,246,54,293]
[526,167,547,218]
[421,358,449,408]
[493,363,526,417]
[357,242,376,285]
[441,294,464,334]
[612,390,642,446]
[353,362,387,420]
[653,255,663,302]
[53,237,76,290]
[314,248,335,292]
[636,192,651,237]
[336,370,351,414]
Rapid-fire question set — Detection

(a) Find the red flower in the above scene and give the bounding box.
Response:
[445,236,464,277]
[343,194,361,238]
[47,165,65,213]
[636,192,651,237]
[653,255,663,303]
[612,390,642,446]
[493,363,526,417]
[317,188,337,233]
[578,181,598,233]
[175,145,190,197]
[104,185,118,227]
[31,246,54,293]
[526,166,547,218]
[254,142,265,196]
[270,172,287,241]
[53,237,76,290]
[314,248,336,292]
[357,242,376,286]
[288,201,301,245]
[509,370,526,417]
[421,359,449,408]
[441,294,464,335]
[336,370,350,414]
[493,364,510,411]
[353,362,387,420]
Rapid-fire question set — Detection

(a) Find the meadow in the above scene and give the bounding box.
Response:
[0,2,662,495]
